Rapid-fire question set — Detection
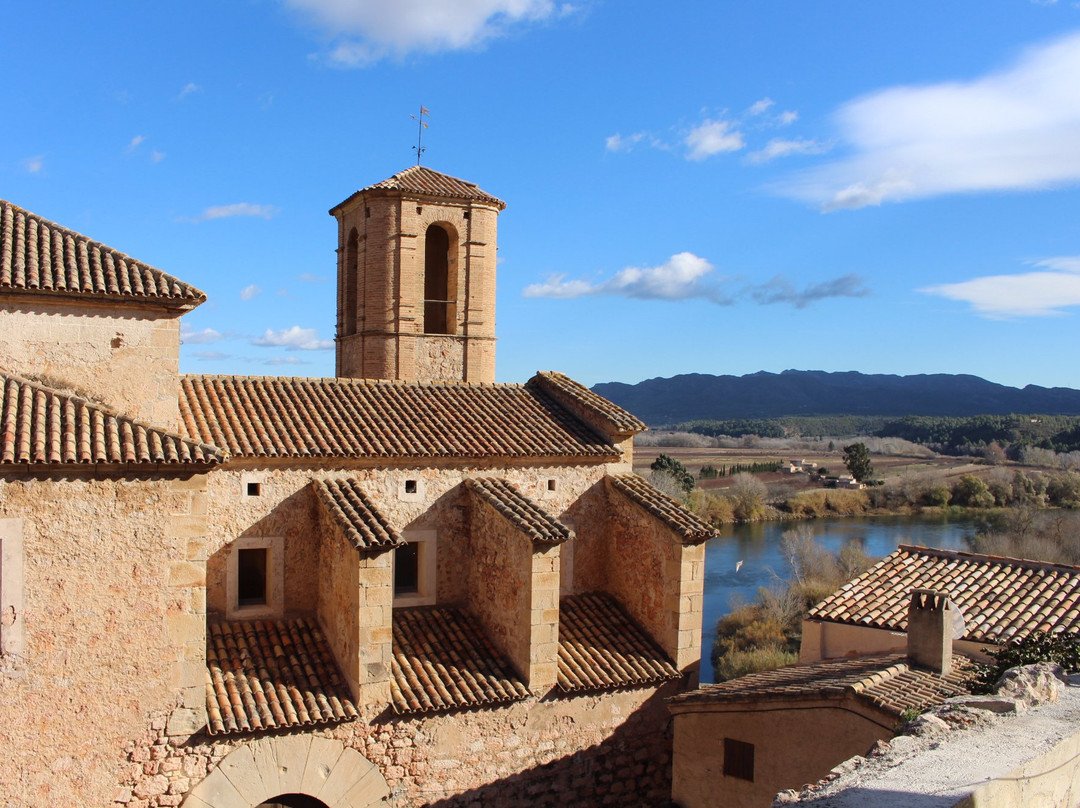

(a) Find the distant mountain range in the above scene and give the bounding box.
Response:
[591,370,1080,426]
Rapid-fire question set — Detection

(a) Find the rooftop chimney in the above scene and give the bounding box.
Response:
[907,588,958,675]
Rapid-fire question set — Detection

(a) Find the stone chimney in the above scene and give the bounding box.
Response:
[907,588,957,675]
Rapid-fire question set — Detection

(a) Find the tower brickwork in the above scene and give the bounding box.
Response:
[330,166,505,384]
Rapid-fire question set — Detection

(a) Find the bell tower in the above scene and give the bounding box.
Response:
[329,166,505,384]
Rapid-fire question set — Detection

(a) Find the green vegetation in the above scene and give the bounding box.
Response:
[669,415,886,440]
[711,528,876,680]
[650,453,695,494]
[970,632,1080,694]
[842,442,874,482]
[879,414,1080,458]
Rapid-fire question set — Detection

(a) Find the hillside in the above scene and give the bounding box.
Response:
[591,370,1080,426]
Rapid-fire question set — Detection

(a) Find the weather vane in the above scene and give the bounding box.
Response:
[411,105,430,165]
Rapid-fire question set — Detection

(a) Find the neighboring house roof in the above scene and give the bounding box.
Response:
[558,592,680,692]
[331,165,506,212]
[391,606,530,714]
[464,477,571,544]
[205,618,359,736]
[179,375,622,461]
[668,653,971,719]
[313,478,403,551]
[0,373,221,468]
[0,200,205,309]
[808,545,1080,644]
[531,371,647,435]
[607,474,720,544]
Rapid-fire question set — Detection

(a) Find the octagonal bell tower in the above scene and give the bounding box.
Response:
[330,166,505,384]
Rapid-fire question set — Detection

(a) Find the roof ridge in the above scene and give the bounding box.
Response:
[180,373,525,390]
[897,544,1080,574]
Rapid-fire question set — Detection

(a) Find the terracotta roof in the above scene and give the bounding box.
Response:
[205,618,359,736]
[180,375,620,461]
[465,477,570,544]
[668,653,971,718]
[313,478,402,551]
[391,606,530,714]
[332,165,505,212]
[558,592,680,692]
[530,372,647,435]
[0,200,205,308]
[0,373,221,467]
[808,545,1080,644]
[607,474,720,543]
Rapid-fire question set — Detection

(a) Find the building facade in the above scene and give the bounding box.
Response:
[0,169,716,808]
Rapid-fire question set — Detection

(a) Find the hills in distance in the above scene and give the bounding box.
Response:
[591,370,1080,427]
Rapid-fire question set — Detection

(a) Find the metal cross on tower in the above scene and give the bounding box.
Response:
[411,106,430,165]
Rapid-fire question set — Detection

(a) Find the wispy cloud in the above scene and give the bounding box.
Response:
[264,356,309,366]
[920,255,1080,318]
[748,137,831,164]
[240,285,262,301]
[192,350,233,361]
[180,326,225,344]
[524,253,867,308]
[685,120,745,160]
[177,82,201,100]
[606,132,646,153]
[151,150,166,163]
[778,110,798,126]
[251,326,334,350]
[22,155,43,174]
[298,273,328,283]
[749,97,774,116]
[778,30,1080,210]
[179,203,280,223]
[286,0,563,65]
[127,135,146,152]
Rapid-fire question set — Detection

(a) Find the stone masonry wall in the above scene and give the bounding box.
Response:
[0,301,183,431]
[0,472,208,807]
[118,681,678,808]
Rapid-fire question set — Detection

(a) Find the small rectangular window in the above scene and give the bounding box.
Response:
[405,479,418,494]
[723,738,755,782]
[547,479,557,492]
[246,482,261,497]
[395,543,420,596]
[237,548,268,607]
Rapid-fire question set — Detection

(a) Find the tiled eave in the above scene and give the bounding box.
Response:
[607,474,719,544]
[313,477,403,551]
[465,477,570,544]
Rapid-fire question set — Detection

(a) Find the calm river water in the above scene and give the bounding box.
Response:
[698,515,978,683]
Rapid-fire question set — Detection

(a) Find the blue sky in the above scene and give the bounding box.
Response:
[4,1,1080,389]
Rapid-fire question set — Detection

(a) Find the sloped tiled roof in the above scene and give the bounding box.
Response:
[0,200,205,308]
[531,372,647,435]
[607,474,720,543]
[0,373,221,467]
[668,653,971,718]
[557,592,680,692]
[808,545,1080,644]
[465,477,570,544]
[205,618,359,736]
[313,478,402,551]
[333,165,505,211]
[391,606,530,714]
[180,375,620,460]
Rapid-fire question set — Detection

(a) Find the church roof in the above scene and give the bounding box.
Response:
[179,374,625,461]
[807,545,1080,644]
[0,373,222,468]
[557,592,681,692]
[607,474,720,543]
[331,165,506,212]
[313,478,403,551]
[464,477,571,544]
[0,200,205,309]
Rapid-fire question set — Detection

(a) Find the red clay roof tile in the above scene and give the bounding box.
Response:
[313,478,403,551]
[607,474,719,543]
[332,165,505,212]
[465,477,570,544]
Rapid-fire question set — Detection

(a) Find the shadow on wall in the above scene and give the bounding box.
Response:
[418,686,677,808]
[770,788,960,808]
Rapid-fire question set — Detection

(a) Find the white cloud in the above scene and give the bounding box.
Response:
[151,150,166,163]
[178,82,201,99]
[749,97,774,116]
[605,132,645,152]
[685,119,745,160]
[778,110,798,126]
[127,135,146,151]
[747,273,869,308]
[921,255,1080,318]
[778,30,1080,210]
[181,326,225,344]
[192,350,232,361]
[251,326,334,350]
[240,285,262,301]
[22,155,43,174]
[748,137,831,164]
[286,0,559,65]
[180,203,280,223]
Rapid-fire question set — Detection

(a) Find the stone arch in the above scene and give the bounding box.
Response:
[182,736,390,808]
[422,222,457,335]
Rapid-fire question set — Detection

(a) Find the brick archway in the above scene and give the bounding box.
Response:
[183,736,389,808]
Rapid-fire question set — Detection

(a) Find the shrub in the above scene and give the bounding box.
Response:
[825,490,870,515]
[952,474,994,508]
[687,490,735,525]
[785,490,828,518]
[714,646,798,682]
[969,631,1080,694]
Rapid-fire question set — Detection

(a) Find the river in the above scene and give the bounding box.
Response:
[698,515,978,683]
